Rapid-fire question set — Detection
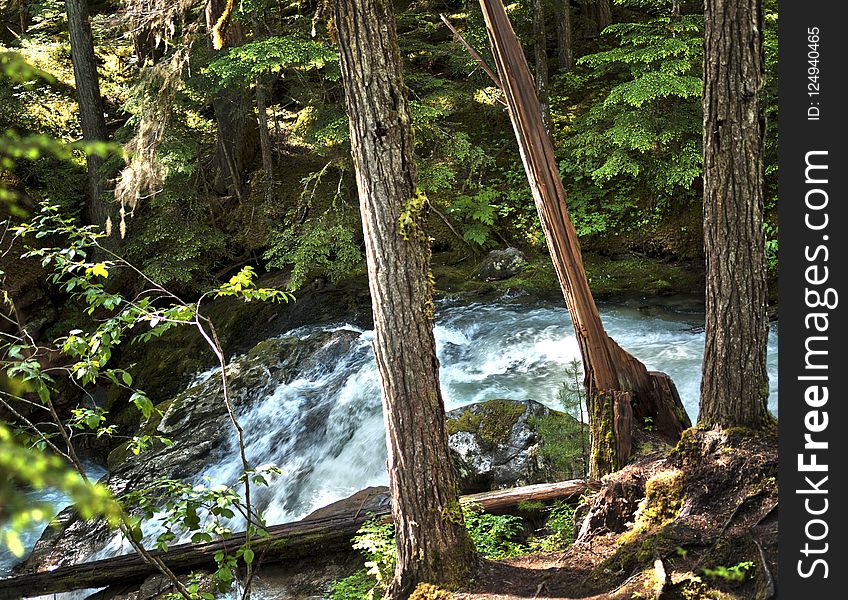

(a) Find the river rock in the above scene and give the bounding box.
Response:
[447,399,585,493]
[473,247,527,280]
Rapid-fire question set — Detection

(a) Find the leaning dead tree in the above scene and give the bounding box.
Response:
[456,0,691,478]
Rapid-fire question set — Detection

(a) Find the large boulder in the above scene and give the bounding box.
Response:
[473,248,527,281]
[447,399,585,493]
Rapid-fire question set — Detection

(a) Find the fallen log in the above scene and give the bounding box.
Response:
[0,479,588,599]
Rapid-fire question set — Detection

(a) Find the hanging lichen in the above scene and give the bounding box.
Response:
[114,37,194,237]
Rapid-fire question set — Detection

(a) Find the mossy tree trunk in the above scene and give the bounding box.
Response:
[205,0,257,199]
[477,0,690,480]
[65,0,110,228]
[332,0,478,596]
[699,0,770,429]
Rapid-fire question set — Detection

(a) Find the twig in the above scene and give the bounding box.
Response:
[429,205,473,250]
[653,553,667,599]
[439,14,502,91]
[753,538,776,600]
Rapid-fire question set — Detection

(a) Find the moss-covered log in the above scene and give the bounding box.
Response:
[0,480,588,599]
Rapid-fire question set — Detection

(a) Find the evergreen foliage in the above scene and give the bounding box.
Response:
[559,9,704,236]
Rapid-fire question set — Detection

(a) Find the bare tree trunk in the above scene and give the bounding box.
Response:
[581,0,611,38]
[17,0,27,33]
[255,73,274,186]
[332,0,478,596]
[65,0,110,227]
[532,0,551,131]
[699,0,770,429]
[477,0,689,479]
[555,0,574,71]
[205,0,257,199]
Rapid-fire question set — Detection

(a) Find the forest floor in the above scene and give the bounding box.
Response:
[453,427,778,600]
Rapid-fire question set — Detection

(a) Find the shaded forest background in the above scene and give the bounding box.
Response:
[0,0,778,299]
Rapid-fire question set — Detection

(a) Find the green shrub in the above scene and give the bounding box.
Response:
[533,359,588,478]
[351,519,396,590]
[463,502,527,559]
[528,500,577,552]
[330,569,380,600]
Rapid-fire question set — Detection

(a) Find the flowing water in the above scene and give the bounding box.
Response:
[4,296,779,590]
[0,463,106,576]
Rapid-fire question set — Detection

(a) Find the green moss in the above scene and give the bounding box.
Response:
[582,253,702,297]
[329,569,379,600]
[441,498,464,525]
[446,399,527,445]
[641,470,685,524]
[409,583,453,600]
[432,251,701,299]
[589,392,620,478]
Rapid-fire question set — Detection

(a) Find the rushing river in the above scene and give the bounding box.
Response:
[4,296,779,592]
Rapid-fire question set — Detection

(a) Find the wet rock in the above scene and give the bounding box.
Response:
[303,486,391,521]
[473,248,527,281]
[446,399,584,493]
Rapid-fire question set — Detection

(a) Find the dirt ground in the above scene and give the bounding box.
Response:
[454,427,778,600]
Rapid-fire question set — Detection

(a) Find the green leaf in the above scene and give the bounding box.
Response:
[243,548,254,565]
[130,524,144,542]
[88,263,109,278]
[121,371,133,386]
[130,392,154,420]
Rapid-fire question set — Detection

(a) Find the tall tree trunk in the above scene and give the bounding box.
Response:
[581,0,611,38]
[65,0,110,227]
[555,0,574,71]
[17,0,27,34]
[255,73,274,186]
[332,0,478,596]
[699,0,770,429]
[205,0,257,199]
[532,0,551,131]
[477,0,689,479]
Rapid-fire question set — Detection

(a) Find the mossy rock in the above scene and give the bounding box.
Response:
[446,399,527,445]
[447,399,584,492]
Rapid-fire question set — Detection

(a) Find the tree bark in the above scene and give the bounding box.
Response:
[699,0,770,429]
[65,0,110,227]
[255,73,274,187]
[532,0,551,131]
[477,0,690,479]
[555,0,574,71]
[332,0,478,595]
[205,0,257,198]
[17,0,27,34]
[581,0,611,38]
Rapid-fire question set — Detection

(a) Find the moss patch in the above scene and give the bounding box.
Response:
[446,399,527,445]
[432,251,702,300]
[409,583,453,600]
[582,253,702,298]
[640,469,686,525]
